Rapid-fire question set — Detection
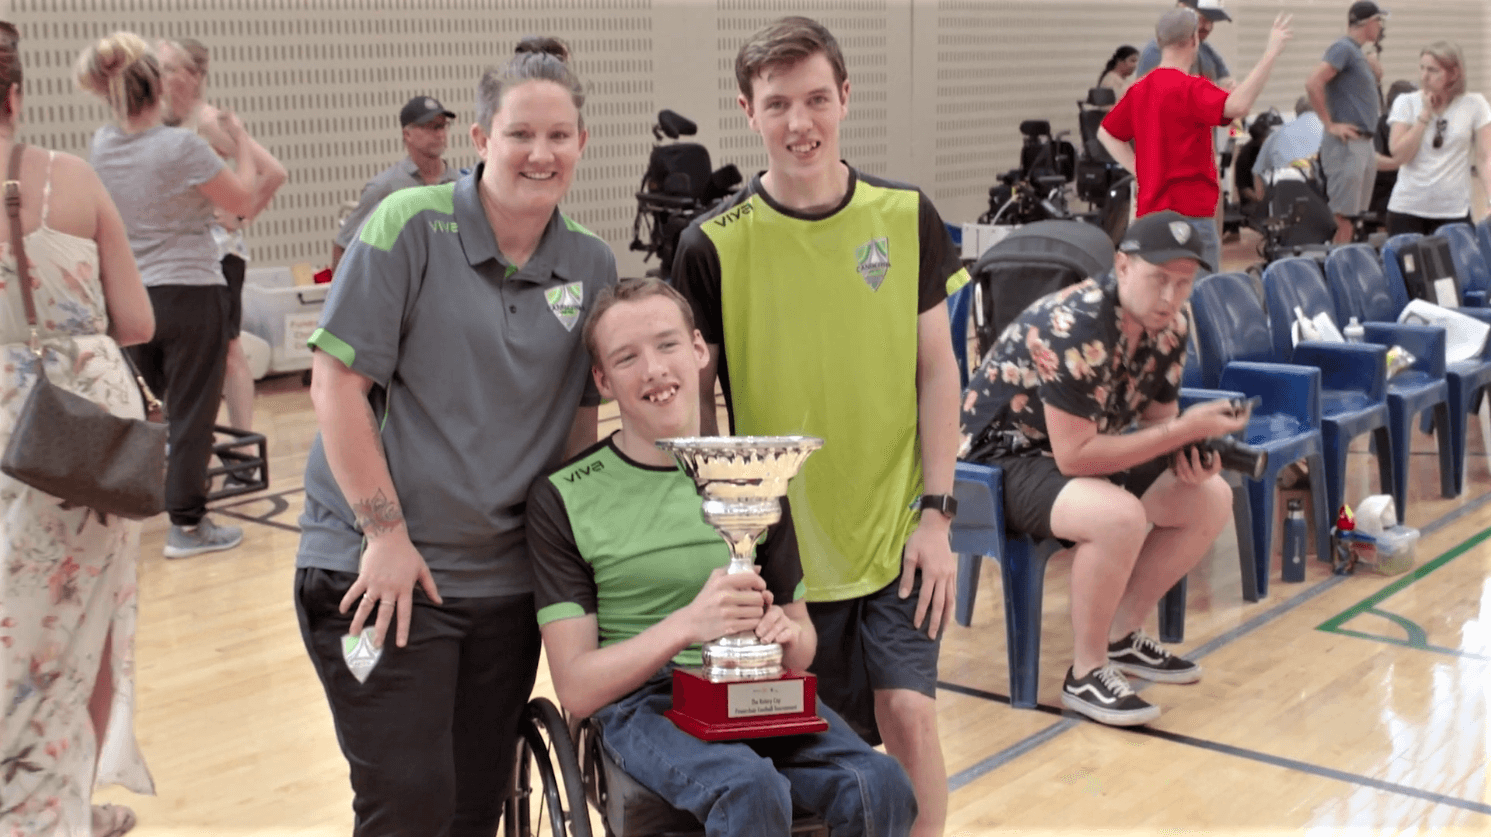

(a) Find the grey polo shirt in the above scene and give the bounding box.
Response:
[333,156,461,251]
[297,164,618,597]
[1322,37,1380,134]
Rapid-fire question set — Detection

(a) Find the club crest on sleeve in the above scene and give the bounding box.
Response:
[546,281,584,332]
[855,237,890,291]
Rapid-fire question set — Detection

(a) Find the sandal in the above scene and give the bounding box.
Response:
[92,803,137,837]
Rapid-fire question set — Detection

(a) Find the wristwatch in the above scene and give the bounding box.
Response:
[919,494,958,520]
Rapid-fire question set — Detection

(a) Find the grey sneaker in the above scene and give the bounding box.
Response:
[164,517,244,558]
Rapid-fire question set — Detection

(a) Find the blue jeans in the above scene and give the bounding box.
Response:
[1183,214,1221,277]
[593,669,917,837]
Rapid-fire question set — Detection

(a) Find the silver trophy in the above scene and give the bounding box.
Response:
[656,435,823,681]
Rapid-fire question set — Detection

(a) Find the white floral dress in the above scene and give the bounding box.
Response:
[0,152,154,836]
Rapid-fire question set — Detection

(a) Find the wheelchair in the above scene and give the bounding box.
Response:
[629,109,741,279]
[978,119,1076,227]
[507,697,830,837]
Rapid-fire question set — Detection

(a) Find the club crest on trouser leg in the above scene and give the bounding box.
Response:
[545,281,584,331]
[342,628,383,683]
[855,237,890,291]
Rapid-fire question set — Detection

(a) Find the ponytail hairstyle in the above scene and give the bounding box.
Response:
[475,36,586,134]
[74,31,161,122]
[1098,45,1138,86]
[0,21,22,122]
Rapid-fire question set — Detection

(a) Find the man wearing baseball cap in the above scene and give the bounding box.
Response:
[959,210,1248,726]
[1306,1,1389,243]
[331,95,460,272]
[1135,0,1236,87]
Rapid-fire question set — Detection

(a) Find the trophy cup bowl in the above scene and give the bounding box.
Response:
[655,435,830,740]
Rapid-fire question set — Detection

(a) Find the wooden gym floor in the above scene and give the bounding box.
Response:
[92,233,1491,835]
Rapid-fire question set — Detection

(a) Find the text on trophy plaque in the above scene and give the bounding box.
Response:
[727,680,805,718]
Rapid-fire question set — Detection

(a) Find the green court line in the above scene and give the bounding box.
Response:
[1364,607,1429,647]
[1316,525,1491,661]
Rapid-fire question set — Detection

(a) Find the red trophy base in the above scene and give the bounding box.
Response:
[664,667,830,741]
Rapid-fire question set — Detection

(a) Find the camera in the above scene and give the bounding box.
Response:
[1170,397,1268,480]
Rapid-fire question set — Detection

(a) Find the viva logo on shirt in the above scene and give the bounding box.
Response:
[856,237,890,291]
[546,281,584,332]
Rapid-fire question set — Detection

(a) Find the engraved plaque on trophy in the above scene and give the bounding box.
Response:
[655,435,830,740]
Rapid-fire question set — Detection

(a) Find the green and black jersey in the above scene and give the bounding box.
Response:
[527,436,805,667]
[673,167,969,602]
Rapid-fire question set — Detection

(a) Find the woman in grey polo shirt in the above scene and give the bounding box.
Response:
[294,37,617,836]
[76,32,280,558]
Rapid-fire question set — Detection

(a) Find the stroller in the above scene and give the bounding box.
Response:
[629,109,741,278]
[967,219,1115,359]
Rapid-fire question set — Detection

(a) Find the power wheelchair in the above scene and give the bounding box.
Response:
[629,110,742,279]
[506,697,830,837]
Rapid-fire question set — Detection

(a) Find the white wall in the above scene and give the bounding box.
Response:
[2,0,1485,277]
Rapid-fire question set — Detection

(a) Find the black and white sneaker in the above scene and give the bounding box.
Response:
[1061,664,1161,726]
[1108,630,1202,684]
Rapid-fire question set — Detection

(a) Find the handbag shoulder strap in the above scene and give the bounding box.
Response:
[2,143,163,416]
[4,142,37,344]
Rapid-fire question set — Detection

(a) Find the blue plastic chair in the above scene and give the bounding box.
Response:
[948,282,973,389]
[1476,217,1491,271]
[1437,223,1491,307]
[950,463,1188,708]
[1192,272,1390,576]
[1277,254,1456,517]
[1330,241,1491,496]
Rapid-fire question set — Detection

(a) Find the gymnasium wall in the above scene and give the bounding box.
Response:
[1,0,1484,277]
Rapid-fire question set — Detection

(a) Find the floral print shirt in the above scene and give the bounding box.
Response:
[960,272,1189,461]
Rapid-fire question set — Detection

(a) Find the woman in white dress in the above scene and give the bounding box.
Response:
[0,22,157,837]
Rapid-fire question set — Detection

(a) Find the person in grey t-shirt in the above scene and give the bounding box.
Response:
[1135,0,1235,89]
[77,32,279,557]
[328,95,460,273]
[1307,1,1389,241]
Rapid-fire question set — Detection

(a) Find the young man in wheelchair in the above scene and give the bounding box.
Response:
[527,278,916,837]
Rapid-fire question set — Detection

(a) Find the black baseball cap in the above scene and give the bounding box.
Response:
[1348,1,1388,26]
[1180,0,1231,23]
[399,95,456,128]
[1118,211,1213,272]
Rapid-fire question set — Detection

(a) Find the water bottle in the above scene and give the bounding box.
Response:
[1282,498,1307,582]
[1344,316,1365,343]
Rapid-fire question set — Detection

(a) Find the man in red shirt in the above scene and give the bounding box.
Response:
[1100,7,1293,273]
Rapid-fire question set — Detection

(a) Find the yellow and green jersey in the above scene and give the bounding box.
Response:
[674,168,969,602]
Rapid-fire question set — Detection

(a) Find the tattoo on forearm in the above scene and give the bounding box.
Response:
[353,489,404,537]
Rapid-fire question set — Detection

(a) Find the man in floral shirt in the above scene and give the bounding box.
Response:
[960,210,1247,726]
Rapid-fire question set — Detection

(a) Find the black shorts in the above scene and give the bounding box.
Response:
[993,454,1168,542]
[805,571,941,747]
[221,254,246,339]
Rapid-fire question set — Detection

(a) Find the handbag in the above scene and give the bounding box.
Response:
[0,142,168,520]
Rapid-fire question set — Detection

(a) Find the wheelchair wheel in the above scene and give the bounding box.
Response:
[504,697,593,837]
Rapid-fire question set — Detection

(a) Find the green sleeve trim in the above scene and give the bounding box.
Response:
[946,267,971,297]
[358,183,457,252]
[792,579,808,602]
[537,602,587,625]
[308,328,355,368]
[562,212,599,238]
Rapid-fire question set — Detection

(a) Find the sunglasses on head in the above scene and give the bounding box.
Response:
[1433,118,1448,149]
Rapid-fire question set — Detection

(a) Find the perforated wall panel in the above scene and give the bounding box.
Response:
[4,0,655,270]
[2,0,1487,274]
